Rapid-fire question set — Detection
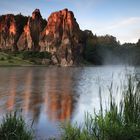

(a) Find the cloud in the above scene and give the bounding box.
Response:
[86,17,140,44]
[98,17,140,31]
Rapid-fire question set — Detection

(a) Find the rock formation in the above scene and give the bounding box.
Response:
[40,9,84,66]
[0,8,84,66]
[17,9,47,51]
[0,14,28,51]
[0,14,17,50]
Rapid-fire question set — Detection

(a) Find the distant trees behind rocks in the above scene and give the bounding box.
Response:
[83,30,140,65]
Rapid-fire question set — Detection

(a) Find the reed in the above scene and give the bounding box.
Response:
[61,76,140,140]
[0,111,33,140]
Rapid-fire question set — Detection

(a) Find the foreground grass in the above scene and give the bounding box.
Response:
[61,76,140,140]
[0,112,33,140]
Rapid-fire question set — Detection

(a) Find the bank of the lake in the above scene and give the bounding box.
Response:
[0,51,52,66]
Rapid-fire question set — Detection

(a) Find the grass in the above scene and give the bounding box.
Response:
[0,52,34,66]
[0,112,33,140]
[61,76,140,140]
[0,51,51,66]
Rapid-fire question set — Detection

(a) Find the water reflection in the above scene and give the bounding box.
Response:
[6,71,17,111]
[44,69,75,121]
[0,67,79,138]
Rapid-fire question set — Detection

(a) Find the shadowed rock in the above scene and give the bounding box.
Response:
[18,9,47,51]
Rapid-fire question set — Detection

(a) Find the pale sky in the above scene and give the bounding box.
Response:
[0,0,140,43]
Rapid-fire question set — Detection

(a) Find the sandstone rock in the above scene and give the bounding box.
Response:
[42,58,51,65]
[17,9,47,51]
[0,9,84,66]
[0,14,28,51]
[0,15,16,50]
[40,9,84,66]
[51,55,59,65]
[17,21,32,51]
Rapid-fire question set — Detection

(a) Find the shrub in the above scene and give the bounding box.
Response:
[0,57,5,61]
[8,60,14,63]
[7,55,12,60]
[21,51,51,59]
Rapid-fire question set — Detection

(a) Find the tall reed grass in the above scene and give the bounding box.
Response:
[0,112,33,140]
[61,76,140,140]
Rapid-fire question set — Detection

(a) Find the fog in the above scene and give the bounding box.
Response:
[96,46,140,66]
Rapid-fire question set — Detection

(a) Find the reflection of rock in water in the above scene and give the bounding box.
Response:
[4,67,78,123]
[22,68,77,122]
[44,68,77,122]
[6,71,17,111]
[46,92,73,121]
[23,70,32,113]
[28,69,44,123]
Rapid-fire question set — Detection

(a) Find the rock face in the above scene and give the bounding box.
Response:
[0,14,28,51]
[40,9,84,66]
[18,9,47,51]
[0,8,84,66]
[0,15,18,50]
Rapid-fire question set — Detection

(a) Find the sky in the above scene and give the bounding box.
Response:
[0,0,140,44]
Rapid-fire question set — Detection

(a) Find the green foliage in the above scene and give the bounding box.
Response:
[7,55,12,60]
[83,33,102,65]
[136,39,140,47]
[20,51,51,59]
[97,35,120,48]
[83,33,121,65]
[62,76,140,140]
[0,57,5,61]
[0,51,51,65]
[0,112,33,140]
[8,60,14,63]
[83,33,140,65]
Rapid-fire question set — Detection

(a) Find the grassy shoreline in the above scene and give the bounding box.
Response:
[0,51,95,67]
[0,64,49,67]
[0,51,51,67]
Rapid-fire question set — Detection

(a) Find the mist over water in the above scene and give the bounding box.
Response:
[0,66,139,138]
[96,45,140,65]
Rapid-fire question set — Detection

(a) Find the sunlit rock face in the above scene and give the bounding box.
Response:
[0,9,84,66]
[18,9,47,51]
[0,14,28,51]
[17,21,32,51]
[40,9,84,66]
[0,15,17,50]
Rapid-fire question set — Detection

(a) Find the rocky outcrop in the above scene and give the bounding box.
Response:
[0,14,28,51]
[0,8,84,66]
[40,9,84,66]
[0,14,17,50]
[17,9,47,51]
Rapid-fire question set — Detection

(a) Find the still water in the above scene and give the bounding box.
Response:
[0,66,139,139]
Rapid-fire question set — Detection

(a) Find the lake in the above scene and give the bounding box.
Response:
[0,66,139,139]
